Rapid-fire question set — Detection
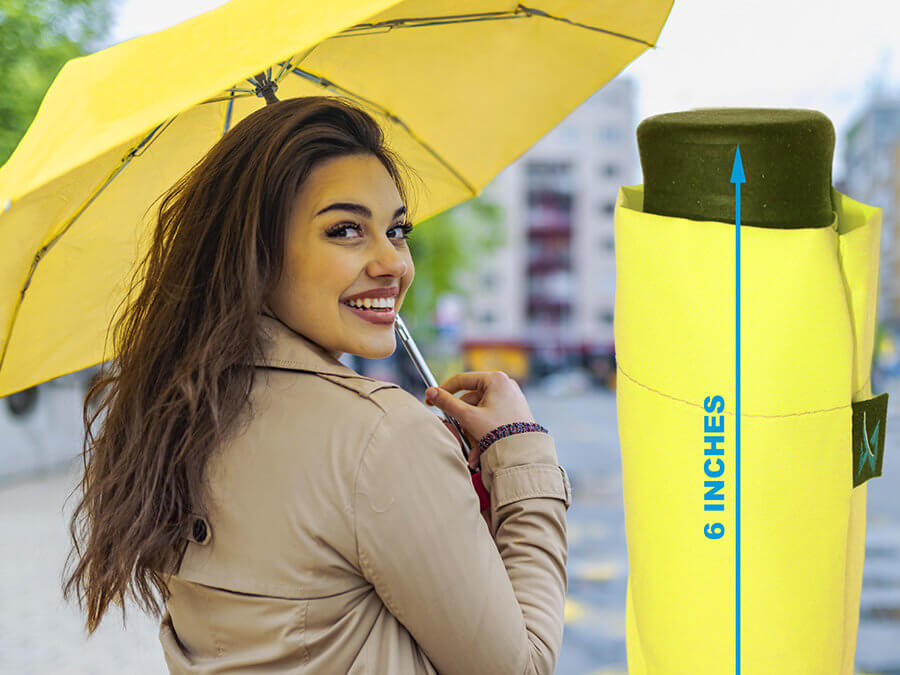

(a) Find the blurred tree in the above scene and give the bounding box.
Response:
[401,195,505,344]
[0,0,115,165]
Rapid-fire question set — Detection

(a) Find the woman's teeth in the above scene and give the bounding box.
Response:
[344,297,395,311]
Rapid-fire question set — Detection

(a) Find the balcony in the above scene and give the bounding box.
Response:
[527,257,570,274]
[526,204,573,229]
[527,297,572,318]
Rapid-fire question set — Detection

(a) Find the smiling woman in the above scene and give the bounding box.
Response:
[62,96,570,675]
[62,96,419,635]
[266,153,416,360]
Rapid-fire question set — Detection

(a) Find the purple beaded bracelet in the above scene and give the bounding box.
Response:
[477,421,549,457]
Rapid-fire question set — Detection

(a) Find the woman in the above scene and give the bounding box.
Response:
[63,96,571,674]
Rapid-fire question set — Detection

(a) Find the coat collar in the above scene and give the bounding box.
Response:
[247,304,375,379]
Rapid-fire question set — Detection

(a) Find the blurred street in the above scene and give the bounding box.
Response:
[2,379,899,674]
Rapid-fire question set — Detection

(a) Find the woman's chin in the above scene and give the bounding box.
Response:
[350,336,396,361]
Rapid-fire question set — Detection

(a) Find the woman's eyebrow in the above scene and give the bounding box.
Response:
[315,202,406,220]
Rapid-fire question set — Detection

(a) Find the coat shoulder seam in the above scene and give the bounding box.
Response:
[353,409,389,579]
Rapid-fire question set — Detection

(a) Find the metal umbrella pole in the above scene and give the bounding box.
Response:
[394,313,473,466]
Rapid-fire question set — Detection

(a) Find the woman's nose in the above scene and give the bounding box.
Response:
[367,236,408,277]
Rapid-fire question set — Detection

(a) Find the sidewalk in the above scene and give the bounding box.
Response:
[0,462,165,674]
[1,384,898,673]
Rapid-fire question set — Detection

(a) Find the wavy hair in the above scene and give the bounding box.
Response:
[62,95,418,634]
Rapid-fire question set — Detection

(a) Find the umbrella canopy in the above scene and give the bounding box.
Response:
[0,0,674,397]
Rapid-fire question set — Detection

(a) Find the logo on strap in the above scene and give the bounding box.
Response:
[851,392,888,488]
[856,411,880,479]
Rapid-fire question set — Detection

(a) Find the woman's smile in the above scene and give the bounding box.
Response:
[340,286,400,325]
[340,301,396,325]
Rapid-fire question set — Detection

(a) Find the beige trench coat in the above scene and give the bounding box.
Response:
[159,308,571,674]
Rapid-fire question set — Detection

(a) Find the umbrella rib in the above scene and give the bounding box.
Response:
[0,118,177,377]
[516,5,656,47]
[223,96,235,135]
[332,4,656,47]
[289,67,476,197]
[272,46,319,85]
[273,59,293,84]
[131,117,177,158]
[334,12,525,36]
[344,8,518,28]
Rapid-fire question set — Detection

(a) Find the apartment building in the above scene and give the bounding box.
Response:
[842,95,900,326]
[460,76,637,378]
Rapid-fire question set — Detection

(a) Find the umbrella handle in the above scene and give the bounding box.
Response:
[394,314,474,469]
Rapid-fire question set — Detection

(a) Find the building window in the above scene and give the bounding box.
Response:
[480,311,496,324]
[598,201,615,216]
[599,163,619,178]
[600,237,614,251]
[561,126,580,143]
[6,385,39,418]
[598,310,614,325]
[596,126,622,143]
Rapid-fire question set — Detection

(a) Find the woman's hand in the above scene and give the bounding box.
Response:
[426,370,535,470]
[437,391,481,453]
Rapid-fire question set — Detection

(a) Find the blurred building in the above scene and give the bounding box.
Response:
[459,76,635,381]
[842,95,900,326]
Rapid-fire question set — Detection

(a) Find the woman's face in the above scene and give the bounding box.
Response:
[266,153,415,361]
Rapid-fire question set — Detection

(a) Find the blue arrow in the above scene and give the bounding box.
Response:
[731,146,746,184]
[731,144,744,675]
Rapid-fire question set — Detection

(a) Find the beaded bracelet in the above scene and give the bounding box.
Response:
[477,421,549,457]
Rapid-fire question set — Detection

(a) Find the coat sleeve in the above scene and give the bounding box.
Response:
[354,394,570,675]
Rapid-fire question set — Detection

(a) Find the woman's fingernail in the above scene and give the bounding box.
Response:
[425,387,437,401]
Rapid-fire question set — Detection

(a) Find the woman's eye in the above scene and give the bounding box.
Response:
[390,222,414,241]
[326,222,363,239]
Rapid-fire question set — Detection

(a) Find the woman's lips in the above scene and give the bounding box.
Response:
[340,302,396,325]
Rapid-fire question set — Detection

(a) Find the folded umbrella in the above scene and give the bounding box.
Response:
[0,0,675,396]
[614,182,885,673]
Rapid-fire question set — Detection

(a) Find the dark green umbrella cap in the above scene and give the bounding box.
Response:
[637,108,835,228]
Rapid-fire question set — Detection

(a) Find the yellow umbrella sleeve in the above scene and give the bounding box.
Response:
[613,184,883,673]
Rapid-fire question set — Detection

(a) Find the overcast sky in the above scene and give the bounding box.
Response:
[107,0,900,181]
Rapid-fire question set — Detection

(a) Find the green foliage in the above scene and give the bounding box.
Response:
[0,0,115,165]
[401,195,505,342]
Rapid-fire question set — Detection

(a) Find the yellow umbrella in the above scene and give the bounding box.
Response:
[0,0,674,397]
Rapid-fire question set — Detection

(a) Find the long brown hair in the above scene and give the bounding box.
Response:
[63,96,418,634]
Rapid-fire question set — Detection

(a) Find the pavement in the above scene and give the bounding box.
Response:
[2,381,899,674]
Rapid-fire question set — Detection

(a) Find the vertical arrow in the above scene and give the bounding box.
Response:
[731,146,746,218]
[730,145,745,675]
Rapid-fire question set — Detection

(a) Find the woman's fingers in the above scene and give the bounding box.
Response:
[439,371,499,395]
[466,445,483,470]
[425,388,481,409]
[425,386,473,423]
[460,391,482,406]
